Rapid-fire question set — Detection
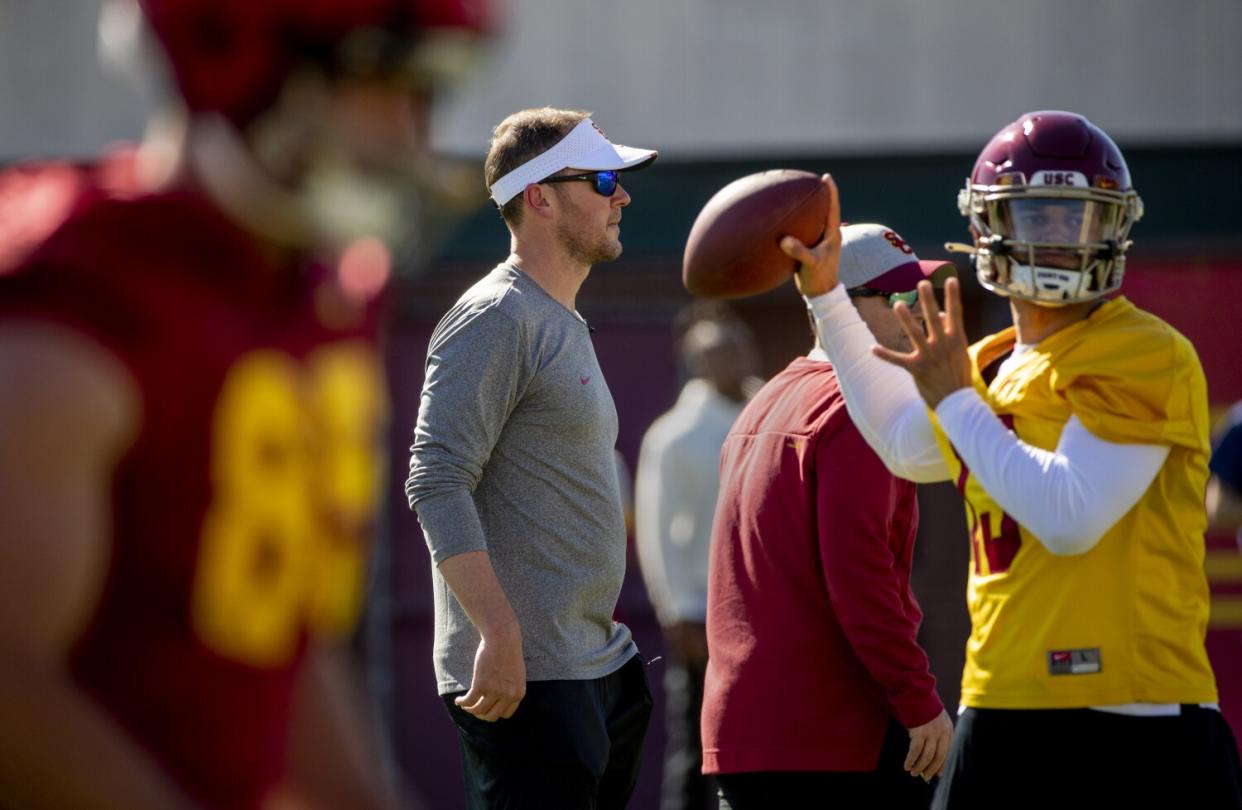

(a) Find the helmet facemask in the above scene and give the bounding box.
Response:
[960,172,1143,306]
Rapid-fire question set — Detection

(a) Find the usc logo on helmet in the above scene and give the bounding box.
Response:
[1040,172,1081,186]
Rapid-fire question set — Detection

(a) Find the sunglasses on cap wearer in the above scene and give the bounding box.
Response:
[847,288,921,309]
[539,170,620,198]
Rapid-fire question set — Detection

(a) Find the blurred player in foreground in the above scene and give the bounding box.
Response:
[702,225,953,810]
[0,0,493,807]
[406,107,657,809]
[786,112,1242,809]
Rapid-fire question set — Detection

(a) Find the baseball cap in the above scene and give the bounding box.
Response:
[488,118,657,206]
[839,223,956,293]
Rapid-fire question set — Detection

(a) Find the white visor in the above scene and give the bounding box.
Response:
[488,118,658,206]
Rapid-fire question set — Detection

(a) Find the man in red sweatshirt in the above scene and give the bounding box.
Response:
[702,221,955,809]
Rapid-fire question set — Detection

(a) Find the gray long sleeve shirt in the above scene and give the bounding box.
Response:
[406,264,636,694]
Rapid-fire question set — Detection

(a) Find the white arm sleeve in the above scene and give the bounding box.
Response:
[806,287,950,483]
[934,388,1170,556]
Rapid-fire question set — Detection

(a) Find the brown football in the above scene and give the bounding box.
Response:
[682,169,831,299]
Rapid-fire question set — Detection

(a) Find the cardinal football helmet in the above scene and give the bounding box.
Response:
[957,110,1144,306]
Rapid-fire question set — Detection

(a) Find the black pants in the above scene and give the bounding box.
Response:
[933,706,1242,810]
[661,656,717,810]
[716,719,935,809]
[443,654,653,810]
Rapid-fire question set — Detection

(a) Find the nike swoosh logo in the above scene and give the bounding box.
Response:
[580,376,590,385]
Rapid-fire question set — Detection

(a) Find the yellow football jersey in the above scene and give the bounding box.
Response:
[932,296,1218,708]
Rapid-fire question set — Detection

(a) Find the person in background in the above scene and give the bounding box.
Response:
[636,303,759,810]
[0,1,494,807]
[702,224,954,810]
[1208,403,1242,550]
[405,106,658,809]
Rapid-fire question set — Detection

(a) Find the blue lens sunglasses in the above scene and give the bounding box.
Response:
[539,170,620,197]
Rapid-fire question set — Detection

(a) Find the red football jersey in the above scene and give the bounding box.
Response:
[1,183,387,808]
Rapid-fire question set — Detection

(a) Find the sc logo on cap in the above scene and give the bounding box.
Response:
[884,231,914,255]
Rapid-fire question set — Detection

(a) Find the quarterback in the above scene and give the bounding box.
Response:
[785,112,1242,808]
